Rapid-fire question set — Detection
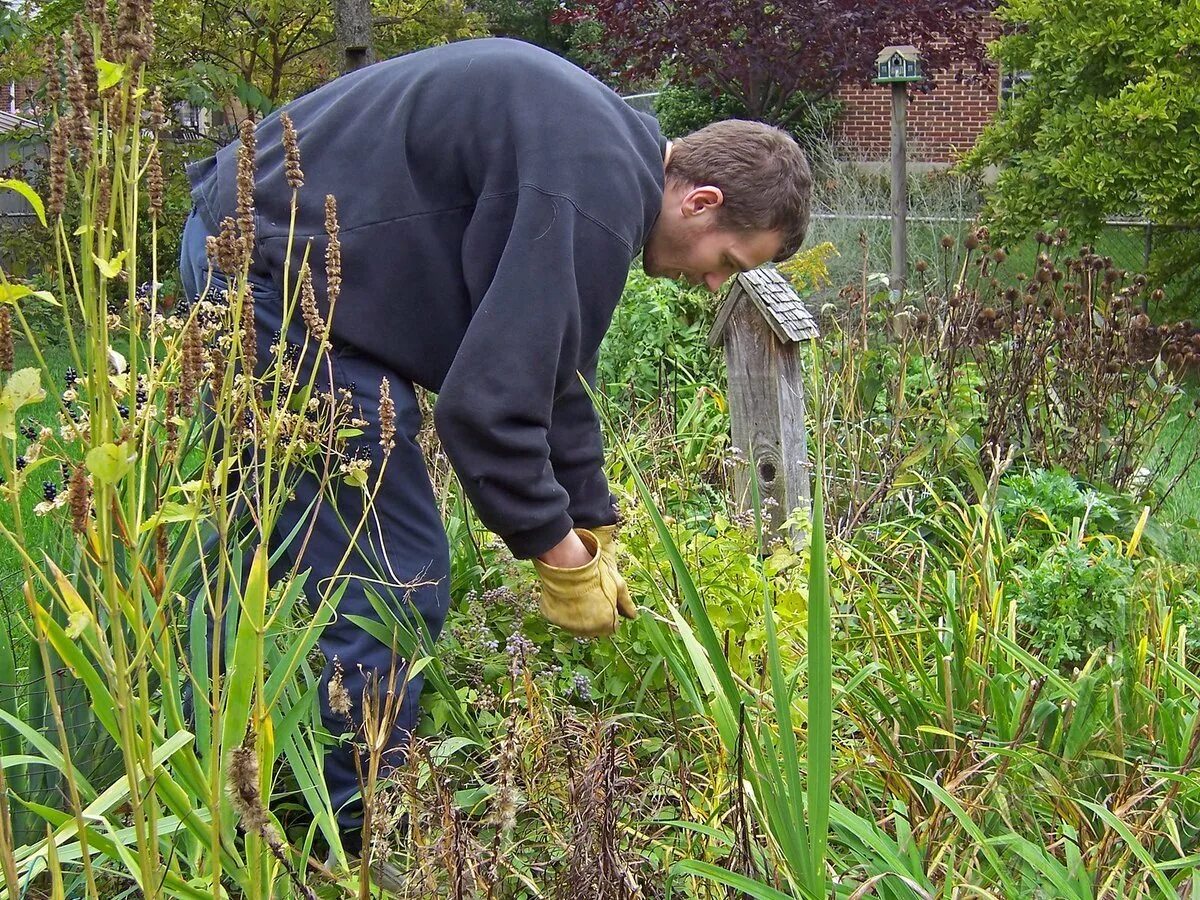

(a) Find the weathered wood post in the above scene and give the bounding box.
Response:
[708,267,820,547]
[874,45,923,301]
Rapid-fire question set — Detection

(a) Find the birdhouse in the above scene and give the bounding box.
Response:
[708,266,820,545]
[874,45,922,83]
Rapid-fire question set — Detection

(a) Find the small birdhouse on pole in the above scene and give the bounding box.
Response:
[874,45,923,300]
[708,266,820,545]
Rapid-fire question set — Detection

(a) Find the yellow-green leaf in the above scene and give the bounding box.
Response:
[92,250,128,280]
[0,179,46,227]
[0,283,60,307]
[139,501,199,533]
[86,442,136,485]
[0,368,46,437]
[95,59,125,92]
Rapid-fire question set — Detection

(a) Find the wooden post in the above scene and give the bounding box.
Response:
[335,0,375,74]
[890,82,908,300]
[724,301,811,550]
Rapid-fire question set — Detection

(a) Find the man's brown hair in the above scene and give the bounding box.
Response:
[666,120,812,261]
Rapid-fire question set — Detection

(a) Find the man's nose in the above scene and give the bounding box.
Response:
[704,273,726,293]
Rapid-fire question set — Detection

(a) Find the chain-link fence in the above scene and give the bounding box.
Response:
[805,209,1198,315]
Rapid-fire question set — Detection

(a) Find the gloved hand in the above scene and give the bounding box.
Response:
[533,528,635,637]
[591,525,639,622]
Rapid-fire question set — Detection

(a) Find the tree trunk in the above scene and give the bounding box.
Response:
[334,0,375,74]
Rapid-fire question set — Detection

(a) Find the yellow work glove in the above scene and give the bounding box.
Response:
[533,528,633,637]
[591,525,639,622]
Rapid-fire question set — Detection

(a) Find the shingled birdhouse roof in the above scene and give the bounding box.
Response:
[707,266,820,347]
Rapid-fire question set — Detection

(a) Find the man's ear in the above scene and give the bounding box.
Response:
[681,185,725,219]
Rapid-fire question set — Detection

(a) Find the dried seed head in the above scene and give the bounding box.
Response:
[147,145,164,218]
[940,234,955,250]
[115,0,139,59]
[240,290,257,373]
[914,258,928,273]
[280,113,303,189]
[44,38,61,107]
[73,16,99,112]
[235,119,257,262]
[379,377,395,453]
[63,33,93,158]
[95,164,111,226]
[180,317,202,408]
[214,217,241,274]
[228,744,268,833]
[298,264,326,344]
[328,657,352,718]
[149,87,165,134]
[164,387,178,455]
[324,194,341,309]
[134,0,154,67]
[48,119,68,219]
[0,307,12,373]
[69,464,90,533]
[208,345,226,396]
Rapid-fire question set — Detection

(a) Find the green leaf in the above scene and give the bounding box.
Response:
[0,283,60,306]
[86,442,137,485]
[0,368,45,439]
[671,860,796,900]
[92,250,128,279]
[95,58,125,92]
[0,179,46,227]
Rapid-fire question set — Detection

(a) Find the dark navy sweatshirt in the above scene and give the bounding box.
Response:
[186,38,666,559]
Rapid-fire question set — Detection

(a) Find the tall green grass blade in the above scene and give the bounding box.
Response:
[671,859,795,900]
[806,435,832,887]
[1078,799,1177,896]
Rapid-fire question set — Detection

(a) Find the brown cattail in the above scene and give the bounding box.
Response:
[44,38,61,108]
[180,317,202,408]
[235,119,256,263]
[324,194,341,309]
[240,289,257,373]
[48,118,68,219]
[298,264,326,344]
[147,145,163,218]
[280,113,303,190]
[0,307,12,373]
[69,464,90,534]
[95,164,111,226]
[379,377,395,454]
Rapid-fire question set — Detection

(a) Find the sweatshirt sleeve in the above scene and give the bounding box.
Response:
[433,186,631,559]
[546,352,619,530]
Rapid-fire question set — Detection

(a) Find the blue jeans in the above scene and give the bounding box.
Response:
[179,209,451,851]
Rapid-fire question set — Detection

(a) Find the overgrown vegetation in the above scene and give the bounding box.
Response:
[0,1,1197,896]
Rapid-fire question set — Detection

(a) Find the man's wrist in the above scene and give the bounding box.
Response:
[537,529,594,568]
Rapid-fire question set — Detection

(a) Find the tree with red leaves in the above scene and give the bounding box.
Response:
[569,0,996,128]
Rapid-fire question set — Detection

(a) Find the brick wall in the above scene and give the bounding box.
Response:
[0,81,37,116]
[835,69,1000,163]
[835,19,1003,164]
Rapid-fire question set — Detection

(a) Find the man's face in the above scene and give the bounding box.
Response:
[643,184,784,294]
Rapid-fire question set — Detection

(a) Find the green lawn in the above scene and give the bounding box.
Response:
[1158,385,1200,565]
